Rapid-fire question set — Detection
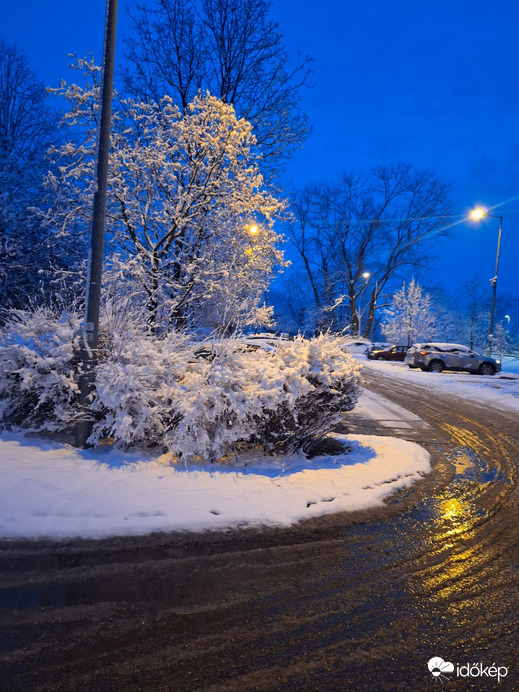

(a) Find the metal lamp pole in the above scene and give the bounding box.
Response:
[486,215,503,357]
[76,0,118,447]
[470,208,504,357]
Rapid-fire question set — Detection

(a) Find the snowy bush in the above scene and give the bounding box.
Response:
[89,324,191,447]
[0,307,82,431]
[251,334,362,456]
[166,340,288,462]
[0,309,360,461]
[166,334,361,462]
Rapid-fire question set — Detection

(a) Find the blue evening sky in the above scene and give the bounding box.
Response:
[2,0,518,302]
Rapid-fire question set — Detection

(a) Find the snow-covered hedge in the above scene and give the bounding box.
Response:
[0,308,81,432]
[0,311,361,461]
[89,327,191,447]
[252,334,361,456]
[94,333,361,461]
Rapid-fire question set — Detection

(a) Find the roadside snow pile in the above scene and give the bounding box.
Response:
[0,310,361,462]
[0,431,430,538]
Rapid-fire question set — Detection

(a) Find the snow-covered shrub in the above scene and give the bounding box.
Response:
[166,334,361,462]
[251,334,362,455]
[166,340,287,462]
[0,308,360,461]
[0,307,81,431]
[89,322,191,447]
[0,300,191,445]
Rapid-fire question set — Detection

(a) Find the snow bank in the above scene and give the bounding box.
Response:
[0,432,430,539]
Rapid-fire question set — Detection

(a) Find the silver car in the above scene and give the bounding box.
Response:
[404,342,501,375]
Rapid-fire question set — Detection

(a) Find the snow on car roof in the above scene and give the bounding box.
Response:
[411,342,471,352]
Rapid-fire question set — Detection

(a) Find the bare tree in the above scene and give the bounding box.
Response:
[0,40,60,315]
[122,0,312,168]
[287,163,452,336]
[0,39,57,162]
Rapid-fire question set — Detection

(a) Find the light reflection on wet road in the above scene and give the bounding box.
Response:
[1,372,518,691]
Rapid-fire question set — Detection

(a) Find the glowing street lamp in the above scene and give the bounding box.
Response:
[470,207,504,356]
[470,207,485,221]
[249,224,259,235]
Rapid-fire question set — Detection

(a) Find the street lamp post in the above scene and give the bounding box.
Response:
[470,207,504,357]
[76,0,118,447]
[358,272,370,336]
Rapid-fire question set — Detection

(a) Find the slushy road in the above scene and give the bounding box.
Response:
[1,370,518,690]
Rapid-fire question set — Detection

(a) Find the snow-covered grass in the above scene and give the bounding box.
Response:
[0,429,430,539]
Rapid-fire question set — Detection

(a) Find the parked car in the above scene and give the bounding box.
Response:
[367,344,409,361]
[190,339,258,362]
[365,342,391,356]
[404,342,501,375]
[341,339,372,354]
[239,332,292,351]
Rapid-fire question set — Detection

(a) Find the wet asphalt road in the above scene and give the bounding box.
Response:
[1,370,519,691]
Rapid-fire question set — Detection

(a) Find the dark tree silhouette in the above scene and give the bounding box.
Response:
[288,163,452,336]
[122,0,312,169]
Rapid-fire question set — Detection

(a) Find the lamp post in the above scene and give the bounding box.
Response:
[470,207,504,357]
[357,271,370,336]
[76,0,118,447]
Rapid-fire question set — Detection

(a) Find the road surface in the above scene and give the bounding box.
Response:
[1,369,518,690]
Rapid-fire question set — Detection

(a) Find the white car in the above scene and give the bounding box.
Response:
[239,332,292,351]
[341,339,372,354]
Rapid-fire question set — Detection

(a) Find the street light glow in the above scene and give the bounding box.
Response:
[470,207,486,220]
[249,224,259,235]
[362,271,371,279]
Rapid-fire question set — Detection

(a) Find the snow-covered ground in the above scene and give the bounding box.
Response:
[1,354,517,540]
[361,355,519,415]
[0,428,429,540]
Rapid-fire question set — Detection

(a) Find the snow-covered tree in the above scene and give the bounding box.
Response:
[382,279,436,346]
[43,59,286,333]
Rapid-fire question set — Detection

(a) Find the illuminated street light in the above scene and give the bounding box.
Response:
[469,206,504,356]
[357,271,372,336]
[249,224,259,235]
[470,207,486,220]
